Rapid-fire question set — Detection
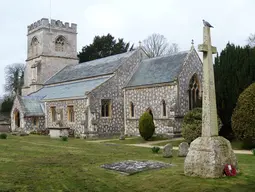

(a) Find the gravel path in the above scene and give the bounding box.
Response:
[86,137,253,155]
[126,143,253,155]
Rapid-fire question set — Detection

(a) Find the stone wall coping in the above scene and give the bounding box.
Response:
[126,118,174,120]
[124,81,177,90]
[47,127,70,130]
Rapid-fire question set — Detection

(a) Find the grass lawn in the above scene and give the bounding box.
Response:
[102,136,168,144]
[0,135,255,192]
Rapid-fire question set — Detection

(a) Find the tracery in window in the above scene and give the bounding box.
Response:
[188,74,201,110]
[31,36,39,55]
[55,36,65,52]
[101,99,111,117]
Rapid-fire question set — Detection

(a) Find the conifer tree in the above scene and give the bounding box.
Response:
[77,34,134,63]
[214,43,255,138]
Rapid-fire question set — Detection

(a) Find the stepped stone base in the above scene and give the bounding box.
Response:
[184,136,238,178]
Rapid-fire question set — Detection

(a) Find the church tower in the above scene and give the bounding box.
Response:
[22,18,78,96]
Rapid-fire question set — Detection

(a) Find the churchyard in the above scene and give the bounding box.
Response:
[1,7,255,192]
[0,134,254,192]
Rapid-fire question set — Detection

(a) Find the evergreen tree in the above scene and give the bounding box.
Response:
[0,96,14,113]
[214,43,255,138]
[77,34,134,63]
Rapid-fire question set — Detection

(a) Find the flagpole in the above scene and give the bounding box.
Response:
[49,0,52,32]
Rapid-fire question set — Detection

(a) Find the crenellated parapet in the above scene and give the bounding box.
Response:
[27,18,77,34]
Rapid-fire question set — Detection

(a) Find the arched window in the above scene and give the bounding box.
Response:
[130,102,134,117]
[188,74,201,110]
[31,37,39,55]
[162,100,166,117]
[101,99,111,117]
[55,36,65,52]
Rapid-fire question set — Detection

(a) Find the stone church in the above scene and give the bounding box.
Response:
[11,18,203,138]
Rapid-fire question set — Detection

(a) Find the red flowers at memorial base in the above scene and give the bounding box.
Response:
[224,164,237,176]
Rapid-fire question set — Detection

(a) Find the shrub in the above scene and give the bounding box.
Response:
[242,137,255,150]
[151,146,160,153]
[139,112,155,140]
[0,133,7,139]
[30,131,38,135]
[252,149,255,156]
[182,108,222,144]
[61,136,68,141]
[39,129,49,135]
[232,83,255,147]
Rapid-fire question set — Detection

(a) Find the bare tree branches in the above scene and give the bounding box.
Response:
[4,63,25,96]
[142,33,179,58]
[168,43,180,55]
[248,33,255,48]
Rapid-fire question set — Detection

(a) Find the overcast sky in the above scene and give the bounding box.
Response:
[0,0,254,96]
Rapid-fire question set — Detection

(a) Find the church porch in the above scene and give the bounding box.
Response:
[10,96,45,133]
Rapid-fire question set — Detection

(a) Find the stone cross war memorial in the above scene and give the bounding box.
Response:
[184,20,238,178]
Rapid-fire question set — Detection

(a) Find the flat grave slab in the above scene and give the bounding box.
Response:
[101,160,173,175]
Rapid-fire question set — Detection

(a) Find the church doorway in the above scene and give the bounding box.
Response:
[14,110,20,128]
[188,74,201,110]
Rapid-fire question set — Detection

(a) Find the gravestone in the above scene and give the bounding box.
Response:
[119,131,125,140]
[184,22,237,178]
[163,143,173,158]
[101,160,172,175]
[119,135,125,140]
[178,142,189,157]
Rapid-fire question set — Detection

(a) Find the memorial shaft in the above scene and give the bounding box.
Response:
[199,27,218,137]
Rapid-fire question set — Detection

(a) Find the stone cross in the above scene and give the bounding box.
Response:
[198,26,218,137]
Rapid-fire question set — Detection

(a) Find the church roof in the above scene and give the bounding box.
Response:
[45,50,136,85]
[125,51,189,88]
[30,75,112,100]
[20,96,45,117]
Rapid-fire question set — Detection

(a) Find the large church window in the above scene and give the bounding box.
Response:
[101,99,111,117]
[162,100,167,117]
[130,102,134,117]
[55,36,65,52]
[188,74,201,110]
[31,37,39,56]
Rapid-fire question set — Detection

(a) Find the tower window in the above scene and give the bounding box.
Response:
[55,36,65,52]
[31,36,39,55]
